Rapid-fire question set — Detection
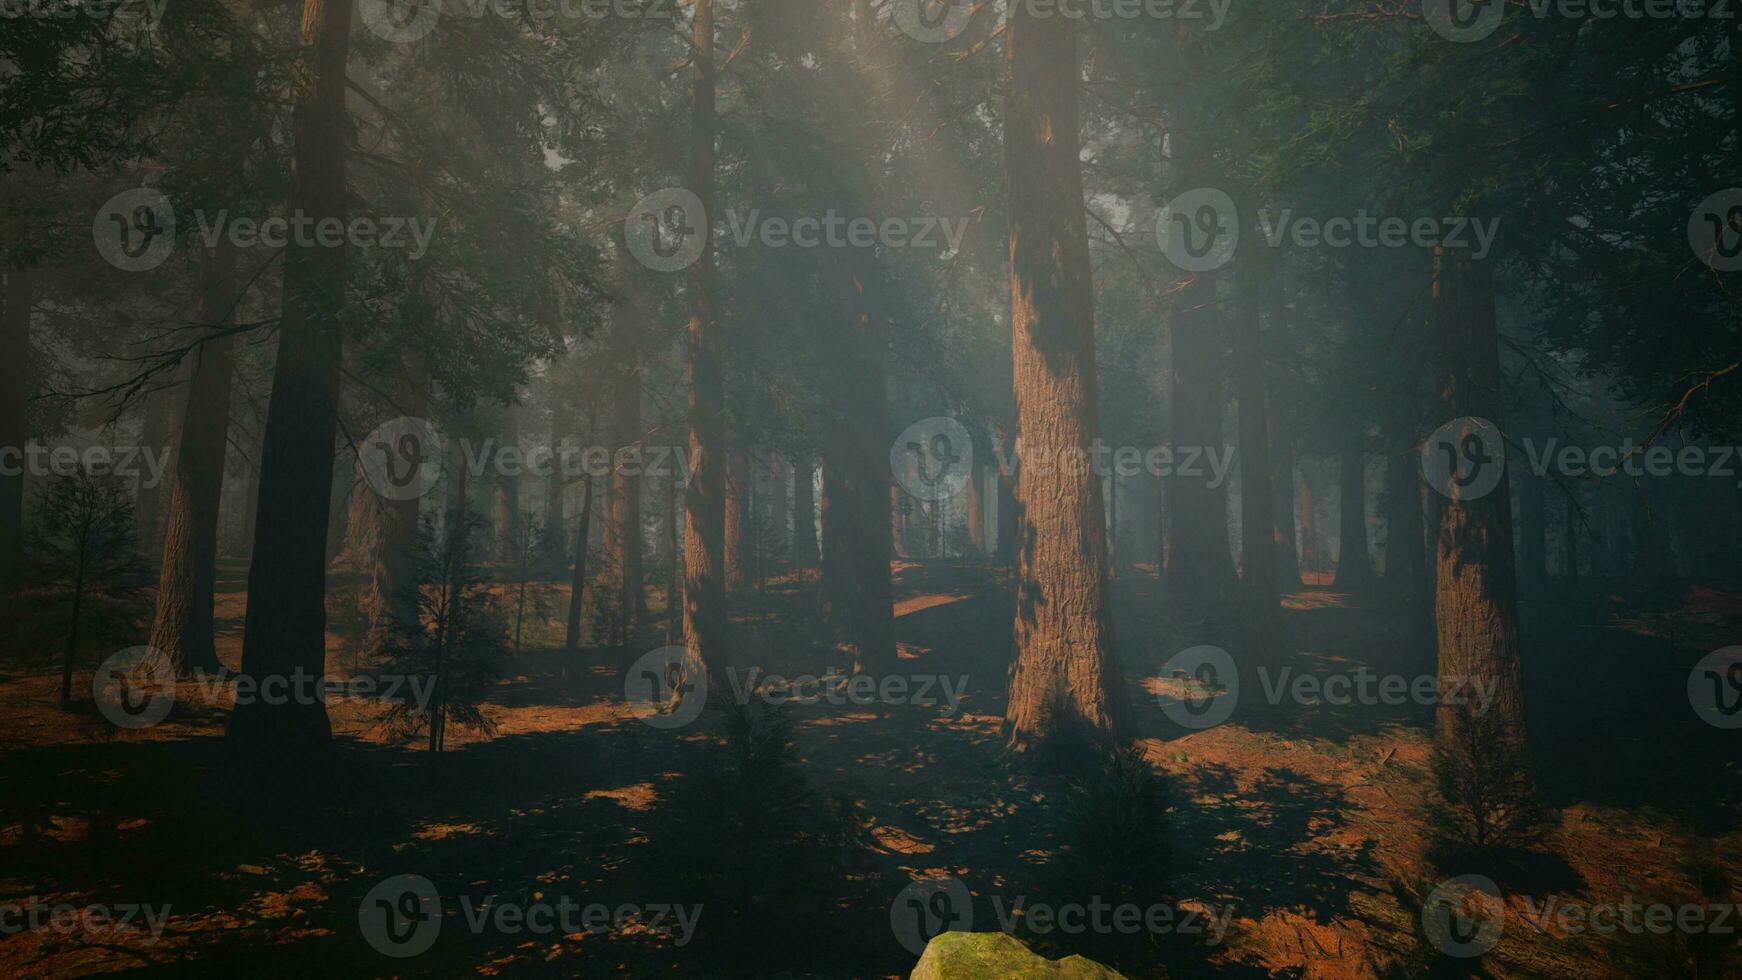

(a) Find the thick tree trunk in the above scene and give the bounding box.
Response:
[790,453,818,569]
[1298,469,1317,581]
[1166,272,1236,600]
[889,483,908,559]
[1430,247,1529,757]
[682,0,728,679]
[149,244,238,675]
[1332,449,1376,591]
[0,268,32,576]
[724,448,749,591]
[1000,8,1126,753]
[820,415,895,674]
[227,0,354,757]
[1271,438,1300,589]
[364,366,426,654]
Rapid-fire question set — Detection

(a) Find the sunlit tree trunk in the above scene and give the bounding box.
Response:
[1001,8,1126,753]
[965,461,986,558]
[682,0,728,678]
[227,0,355,757]
[149,244,238,675]
[1430,247,1529,757]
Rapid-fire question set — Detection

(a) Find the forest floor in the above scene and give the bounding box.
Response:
[0,560,1737,978]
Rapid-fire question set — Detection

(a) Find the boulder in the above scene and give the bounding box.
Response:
[909,931,1130,979]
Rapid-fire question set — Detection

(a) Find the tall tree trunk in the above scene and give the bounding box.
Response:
[611,328,647,630]
[682,0,728,678]
[889,483,908,559]
[1299,468,1317,581]
[665,466,680,639]
[0,268,32,576]
[1234,248,1277,624]
[1166,272,1236,600]
[1430,247,1530,768]
[1271,437,1300,588]
[724,448,749,591]
[149,243,238,675]
[494,409,520,564]
[364,365,427,654]
[1001,8,1125,753]
[790,453,818,569]
[565,475,596,652]
[1332,448,1376,591]
[227,0,354,757]
[965,460,986,559]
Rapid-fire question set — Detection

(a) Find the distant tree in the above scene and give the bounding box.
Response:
[23,473,150,706]
[377,509,504,754]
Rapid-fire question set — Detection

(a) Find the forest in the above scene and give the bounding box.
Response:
[0,0,1739,976]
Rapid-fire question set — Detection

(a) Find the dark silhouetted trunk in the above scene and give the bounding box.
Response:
[1166,271,1235,600]
[791,453,818,569]
[149,244,238,675]
[565,474,595,652]
[0,268,33,575]
[725,448,749,591]
[1332,449,1375,591]
[611,331,647,630]
[1234,249,1277,624]
[963,462,985,559]
[227,0,355,758]
[1001,7,1125,752]
[494,410,520,564]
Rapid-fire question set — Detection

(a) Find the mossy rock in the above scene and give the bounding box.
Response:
[909,931,1132,979]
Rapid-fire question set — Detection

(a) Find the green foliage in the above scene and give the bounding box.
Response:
[13,472,149,672]
[376,507,505,752]
[1428,707,1555,854]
